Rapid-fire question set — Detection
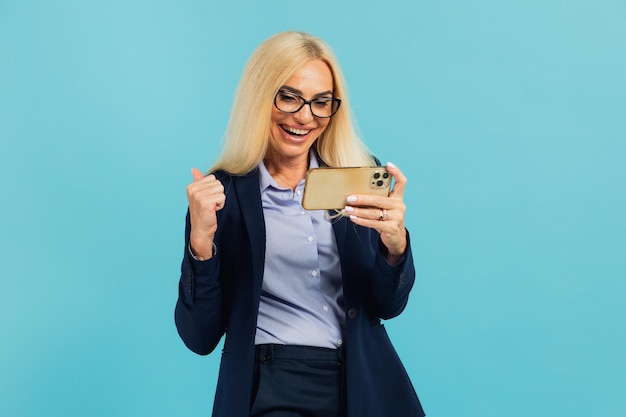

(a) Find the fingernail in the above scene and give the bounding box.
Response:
[347,195,357,203]
[349,215,357,221]
[344,206,354,212]
[387,162,396,168]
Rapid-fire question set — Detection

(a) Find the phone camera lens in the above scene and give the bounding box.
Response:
[373,172,381,179]
[376,180,384,187]
[383,172,389,179]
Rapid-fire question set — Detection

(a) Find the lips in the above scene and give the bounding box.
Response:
[281,124,311,137]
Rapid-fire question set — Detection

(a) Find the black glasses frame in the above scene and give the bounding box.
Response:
[274,90,342,118]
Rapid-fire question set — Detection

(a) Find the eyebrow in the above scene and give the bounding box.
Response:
[280,85,334,98]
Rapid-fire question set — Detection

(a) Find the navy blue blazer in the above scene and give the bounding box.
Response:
[175,168,425,417]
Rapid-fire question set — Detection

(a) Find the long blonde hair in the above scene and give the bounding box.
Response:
[210,31,374,174]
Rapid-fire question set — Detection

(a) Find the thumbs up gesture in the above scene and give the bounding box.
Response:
[186,168,226,260]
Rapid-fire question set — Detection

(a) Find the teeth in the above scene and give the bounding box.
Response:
[282,125,310,136]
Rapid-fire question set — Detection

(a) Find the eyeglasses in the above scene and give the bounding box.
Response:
[274,89,342,118]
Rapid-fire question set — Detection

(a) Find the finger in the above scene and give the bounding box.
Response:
[347,213,400,239]
[345,194,398,210]
[386,162,407,199]
[191,167,205,182]
[200,179,225,211]
[347,213,383,231]
[345,206,391,222]
[198,193,226,211]
[213,191,226,210]
[187,175,225,208]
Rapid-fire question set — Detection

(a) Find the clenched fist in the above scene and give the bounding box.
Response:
[186,168,226,260]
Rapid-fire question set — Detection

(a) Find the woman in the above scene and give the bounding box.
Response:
[175,31,425,417]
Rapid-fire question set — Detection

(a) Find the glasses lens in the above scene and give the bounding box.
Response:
[310,98,338,118]
[275,91,303,113]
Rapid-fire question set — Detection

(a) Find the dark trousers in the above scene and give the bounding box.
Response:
[250,344,345,417]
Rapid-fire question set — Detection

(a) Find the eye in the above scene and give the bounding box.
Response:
[278,92,298,103]
[312,98,332,108]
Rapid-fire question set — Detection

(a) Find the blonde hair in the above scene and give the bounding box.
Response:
[209,31,374,175]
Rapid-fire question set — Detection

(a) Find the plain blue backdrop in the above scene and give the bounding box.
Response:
[1,1,625,416]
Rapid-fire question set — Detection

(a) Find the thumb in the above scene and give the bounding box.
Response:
[191,168,205,182]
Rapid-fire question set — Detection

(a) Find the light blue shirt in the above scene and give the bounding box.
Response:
[255,155,345,348]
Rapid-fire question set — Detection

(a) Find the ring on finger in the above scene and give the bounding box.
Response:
[378,208,388,221]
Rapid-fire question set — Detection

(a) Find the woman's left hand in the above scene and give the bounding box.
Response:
[344,162,408,265]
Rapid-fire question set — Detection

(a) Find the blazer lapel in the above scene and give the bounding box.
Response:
[332,214,347,260]
[234,169,266,291]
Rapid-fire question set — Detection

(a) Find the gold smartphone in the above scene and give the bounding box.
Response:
[302,166,392,210]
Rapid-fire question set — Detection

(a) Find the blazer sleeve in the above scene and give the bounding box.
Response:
[369,230,416,320]
[174,210,226,355]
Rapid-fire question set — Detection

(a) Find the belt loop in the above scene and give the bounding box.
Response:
[337,344,344,367]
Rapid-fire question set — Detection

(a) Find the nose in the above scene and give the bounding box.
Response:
[293,102,315,124]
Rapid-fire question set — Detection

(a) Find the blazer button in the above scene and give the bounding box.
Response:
[348,308,357,319]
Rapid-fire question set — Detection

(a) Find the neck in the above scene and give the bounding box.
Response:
[264,154,309,191]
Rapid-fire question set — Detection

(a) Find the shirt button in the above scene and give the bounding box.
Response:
[311,271,318,277]
[323,305,329,312]
[296,190,302,196]
[300,211,305,215]
[348,308,357,319]
[307,236,314,242]
[337,339,343,346]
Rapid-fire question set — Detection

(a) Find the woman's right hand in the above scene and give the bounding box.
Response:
[186,168,226,260]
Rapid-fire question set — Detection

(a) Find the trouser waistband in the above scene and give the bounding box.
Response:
[254,343,343,364]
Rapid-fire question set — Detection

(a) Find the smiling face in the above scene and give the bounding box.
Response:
[267,59,334,166]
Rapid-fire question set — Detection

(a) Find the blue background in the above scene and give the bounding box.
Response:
[1,1,625,416]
